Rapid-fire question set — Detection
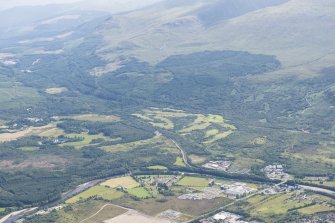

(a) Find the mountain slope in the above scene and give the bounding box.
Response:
[94,0,335,78]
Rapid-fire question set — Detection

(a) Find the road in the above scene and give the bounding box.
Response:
[299,185,335,196]
[0,175,125,223]
[186,180,287,223]
[169,138,191,167]
[0,208,38,223]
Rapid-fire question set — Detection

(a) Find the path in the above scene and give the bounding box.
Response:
[169,138,190,167]
[79,204,129,223]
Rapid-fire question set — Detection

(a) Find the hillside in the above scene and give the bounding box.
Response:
[0,1,334,222]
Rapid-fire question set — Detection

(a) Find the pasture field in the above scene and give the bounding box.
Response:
[189,155,207,164]
[18,146,40,152]
[38,126,64,137]
[101,176,140,189]
[245,193,312,215]
[0,124,56,142]
[298,204,335,215]
[45,87,67,94]
[113,195,231,217]
[61,133,106,148]
[174,157,186,167]
[68,114,120,122]
[66,186,124,204]
[102,135,177,153]
[204,130,234,144]
[25,200,126,223]
[177,176,210,187]
[0,208,5,212]
[128,187,151,199]
[147,165,168,170]
[134,108,236,145]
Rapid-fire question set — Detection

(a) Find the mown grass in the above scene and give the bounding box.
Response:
[177,176,210,187]
[101,176,140,189]
[61,133,106,149]
[66,186,124,204]
[127,187,151,199]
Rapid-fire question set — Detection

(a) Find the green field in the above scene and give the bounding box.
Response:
[177,176,210,187]
[147,165,168,170]
[101,176,140,189]
[61,133,106,149]
[18,146,40,152]
[298,204,335,215]
[174,157,186,167]
[246,194,312,215]
[66,186,124,204]
[127,187,151,199]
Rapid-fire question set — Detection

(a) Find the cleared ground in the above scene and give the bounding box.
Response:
[45,87,67,94]
[104,210,171,223]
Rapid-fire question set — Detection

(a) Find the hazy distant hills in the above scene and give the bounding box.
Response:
[91,0,335,78]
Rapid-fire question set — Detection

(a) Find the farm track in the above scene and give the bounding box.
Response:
[168,137,191,167]
[79,203,129,223]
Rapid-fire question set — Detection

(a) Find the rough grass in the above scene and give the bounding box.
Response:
[0,124,56,142]
[102,135,174,153]
[68,114,120,122]
[174,157,186,167]
[38,126,64,138]
[61,133,106,149]
[18,146,40,152]
[66,186,124,204]
[189,155,207,164]
[147,165,168,170]
[177,176,210,187]
[134,108,236,144]
[246,194,312,216]
[101,176,140,189]
[127,187,151,199]
[298,204,335,215]
[205,130,234,144]
[45,87,67,94]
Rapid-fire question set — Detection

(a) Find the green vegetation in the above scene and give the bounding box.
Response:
[298,204,335,215]
[177,176,210,187]
[66,186,124,204]
[127,187,151,199]
[101,176,140,189]
[147,165,168,170]
[18,146,40,152]
[61,133,106,149]
[24,200,127,223]
[174,157,186,167]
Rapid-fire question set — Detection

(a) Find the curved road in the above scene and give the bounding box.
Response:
[169,137,191,167]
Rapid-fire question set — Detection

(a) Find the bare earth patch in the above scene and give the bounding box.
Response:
[104,210,171,223]
[0,124,55,142]
[0,155,66,170]
[45,87,67,94]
